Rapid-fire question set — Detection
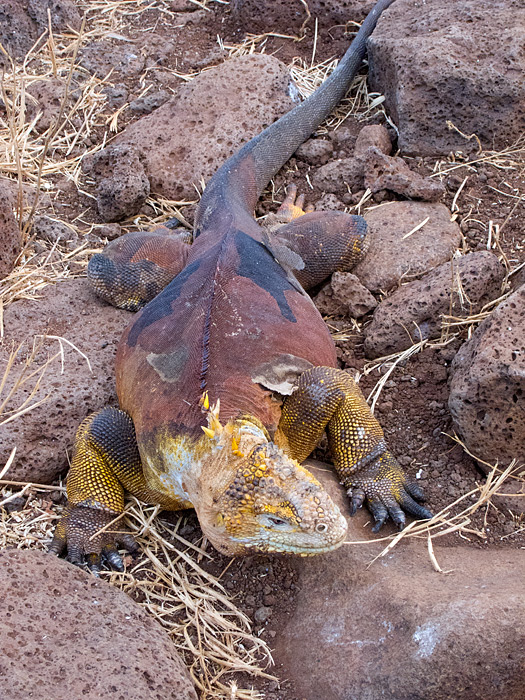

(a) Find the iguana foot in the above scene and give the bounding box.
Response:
[88,228,191,310]
[346,453,432,532]
[49,407,182,574]
[264,186,368,289]
[275,183,315,222]
[49,505,138,576]
[277,366,433,531]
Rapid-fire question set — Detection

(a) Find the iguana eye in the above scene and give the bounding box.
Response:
[268,516,287,526]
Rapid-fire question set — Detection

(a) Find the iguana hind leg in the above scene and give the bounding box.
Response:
[49,407,185,574]
[275,366,432,531]
[266,185,368,289]
[88,227,191,310]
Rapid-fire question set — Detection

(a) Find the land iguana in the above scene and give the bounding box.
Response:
[50,0,432,574]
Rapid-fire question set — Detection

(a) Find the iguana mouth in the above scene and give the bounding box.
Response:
[238,539,346,557]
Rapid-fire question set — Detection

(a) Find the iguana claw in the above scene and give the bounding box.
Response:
[347,454,433,532]
[48,505,137,576]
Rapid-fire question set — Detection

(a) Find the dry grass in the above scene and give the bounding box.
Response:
[290,58,388,132]
[0,337,272,696]
[362,456,524,568]
[2,3,525,696]
[0,339,275,698]
[0,486,274,699]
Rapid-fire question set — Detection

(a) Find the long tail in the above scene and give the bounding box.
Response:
[195,0,396,233]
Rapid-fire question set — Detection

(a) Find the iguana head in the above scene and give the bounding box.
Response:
[195,407,347,556]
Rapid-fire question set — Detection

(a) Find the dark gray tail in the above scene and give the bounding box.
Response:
[195,0,396,232]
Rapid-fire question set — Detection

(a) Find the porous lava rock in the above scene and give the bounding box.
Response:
[353,124,392,158]
[315,192,346,211]
[310,157,364,194]
[310,125,396,196]
[88,143,150,221]
[27,0,81,32]
[368,0,525,155]
[95,54,297,200]
[26,78,69,133]
[448,285,525,474]
[79,39,146,78]
[0,0,38,64]
[274,465,525,700]
[231,0,376,34]
[32,215,78,245]
[353,201,462,293]
[0,0,81,66]
[314,271,377,319]
[364,147,445,201]
[295,138,334,165]
[363,251,505,358]
[0,180,22,279]
[0,549,197,700]
[0,279,132,483]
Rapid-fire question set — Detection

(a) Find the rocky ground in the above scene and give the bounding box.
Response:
[0,0,524,699]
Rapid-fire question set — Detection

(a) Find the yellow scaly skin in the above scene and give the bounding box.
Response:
[52,367,430,572]
[277,367,428,532]
[52,401,349,570]
[49,0,432,573]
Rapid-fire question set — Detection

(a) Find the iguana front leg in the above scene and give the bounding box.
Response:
[265,185,368,289]
[49,407,184,574]
[276,366,432,531]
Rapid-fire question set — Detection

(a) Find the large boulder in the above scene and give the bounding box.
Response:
[448,284,525,474]
[87,54,297,203]
[230,0,375,34]
[0,549,197,700]
[0,279,132,483]
[353,201,462,293]
[363,251,505,358]
[368,0,525,155]
[274,464,525,700]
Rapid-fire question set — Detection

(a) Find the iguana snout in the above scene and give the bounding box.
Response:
[197,423,347,556]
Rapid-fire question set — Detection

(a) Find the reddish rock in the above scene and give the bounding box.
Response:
[448,285,525,476]
[99,55,297,200]
[27,0,81,32]
[0,549,197,700]
[0,0,80,66]
[353,201,462,293]
[364,147,445,201]
[88,143,150,221]
[315,193,346,211]
[230,0,376,33]
[368,0,525,155]
[129,90,170,115]
[32,215,78,244]
[0,181,22,279]
[277,539,525,700]
[273,465,525,700]
[0,0,37,64]
[79,39,145,79]
[353,124,392,158]
[311,157,363,194]
[295,138,334,165]
[0,279,133,483]
[363,251,505,358]
[26,78,69,133]
[314,271,377,319]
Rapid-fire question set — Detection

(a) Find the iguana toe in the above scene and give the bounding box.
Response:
[48,504,136,575]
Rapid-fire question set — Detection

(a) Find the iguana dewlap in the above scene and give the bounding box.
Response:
[50,0,431,574]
